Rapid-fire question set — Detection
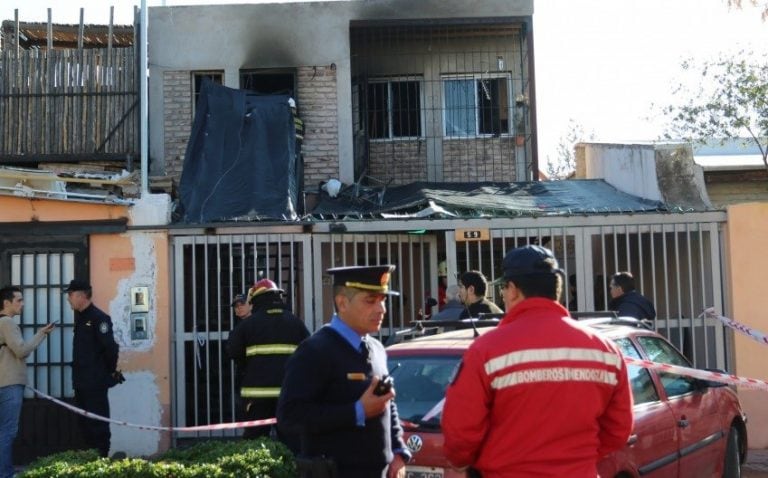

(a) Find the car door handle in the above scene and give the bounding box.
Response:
[627,434,638,445]
[678,419,689,428]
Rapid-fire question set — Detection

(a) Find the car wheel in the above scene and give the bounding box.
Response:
[722,426,741,478]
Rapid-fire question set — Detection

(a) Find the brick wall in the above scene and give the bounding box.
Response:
[296,66,339,191]
[162,71,193,180]
[368,140,428,184]
[442,137,517,182]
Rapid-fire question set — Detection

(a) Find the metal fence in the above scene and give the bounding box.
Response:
[170,212,729,437]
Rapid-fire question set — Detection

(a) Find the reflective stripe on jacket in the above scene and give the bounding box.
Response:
[442,297,633,478]
[246,344,298,356]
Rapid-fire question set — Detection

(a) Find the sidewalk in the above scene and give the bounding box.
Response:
[745,449,768,477]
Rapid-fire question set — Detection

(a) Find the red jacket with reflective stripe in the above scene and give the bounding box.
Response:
[442,298,633,478]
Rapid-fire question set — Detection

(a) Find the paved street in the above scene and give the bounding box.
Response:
[745,449,768,478]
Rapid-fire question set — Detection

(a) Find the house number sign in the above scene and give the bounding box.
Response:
[455,228,490,242]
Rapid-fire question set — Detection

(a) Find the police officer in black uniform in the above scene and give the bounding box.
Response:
[65,279,120,457]
[277,265,410,478]
[226,279,309,443]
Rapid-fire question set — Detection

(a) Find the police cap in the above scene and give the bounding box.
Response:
[327,265,399,296]
[64,279,92,293]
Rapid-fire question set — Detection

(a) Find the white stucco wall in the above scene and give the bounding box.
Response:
[147,0,534,182]
[582,143,663,201]
[109,371,163,457]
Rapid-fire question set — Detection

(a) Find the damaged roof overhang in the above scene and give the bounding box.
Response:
[308,179,700,221]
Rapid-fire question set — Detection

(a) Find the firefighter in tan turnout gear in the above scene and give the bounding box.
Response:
[226,279,309,442]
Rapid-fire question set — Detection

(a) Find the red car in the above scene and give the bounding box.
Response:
[386,318,748,478]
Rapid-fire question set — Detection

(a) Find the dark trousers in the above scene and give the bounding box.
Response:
[74,387,111,457]
[241,397,277,439]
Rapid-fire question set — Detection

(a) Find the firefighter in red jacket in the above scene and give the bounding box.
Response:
[442,245,633,477]
[226,279,309,442]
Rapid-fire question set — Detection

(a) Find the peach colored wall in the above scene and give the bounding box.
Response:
[724,202,768,449]
[0,195,170,455]
[90,232,171,456]
[0,196,128,222]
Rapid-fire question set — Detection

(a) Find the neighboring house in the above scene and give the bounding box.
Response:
[693,139,768,207]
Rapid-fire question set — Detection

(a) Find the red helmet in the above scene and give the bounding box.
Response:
[247,279,284,302]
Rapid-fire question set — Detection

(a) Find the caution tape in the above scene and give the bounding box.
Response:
[623,356,768,392]
[702,307,768,346]
[27,386,276,432]
[419,355,768,422]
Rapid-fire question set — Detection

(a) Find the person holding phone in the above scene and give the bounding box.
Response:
[0,285,55,478]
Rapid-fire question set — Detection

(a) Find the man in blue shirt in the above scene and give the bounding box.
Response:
[277,265,409,478]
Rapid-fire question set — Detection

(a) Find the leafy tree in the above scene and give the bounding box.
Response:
[662,52,768,170]
[545,119,594,180]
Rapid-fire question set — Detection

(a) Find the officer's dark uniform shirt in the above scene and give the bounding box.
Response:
[226,298,310,397]
[73,303,119,390]
[458,297,503,319]
[277,315,407,473]
[609,290,657,320]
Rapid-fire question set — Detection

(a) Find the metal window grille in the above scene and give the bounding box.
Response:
[350,21,531,184]
[11,252,76,399]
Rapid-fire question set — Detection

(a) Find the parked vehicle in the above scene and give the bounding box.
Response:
[386,317,748,478]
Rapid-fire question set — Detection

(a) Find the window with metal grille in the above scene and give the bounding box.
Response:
[443,74,511,137]
[367,79,422,139]
[11,251,77,398]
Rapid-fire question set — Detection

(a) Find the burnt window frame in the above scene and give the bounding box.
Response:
[366,77,424,141]
[191,70,224,118]
[442,73,513,138]
[238,68,297,97]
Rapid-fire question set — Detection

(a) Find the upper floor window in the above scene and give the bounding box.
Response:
[367,79,422,140]
[443,74,511,137]
[192,71,224,116]
[240,69,296,97]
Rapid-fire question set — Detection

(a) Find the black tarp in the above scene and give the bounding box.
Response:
[179,80,298,223]
[311,180,672,219]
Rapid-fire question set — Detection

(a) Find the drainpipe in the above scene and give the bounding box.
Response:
[140,0,149,196]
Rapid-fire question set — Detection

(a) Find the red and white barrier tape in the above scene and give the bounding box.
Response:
[623,356,768,392]
[703,307,768,346]
[420,356,768,422]
[27,386,276,432]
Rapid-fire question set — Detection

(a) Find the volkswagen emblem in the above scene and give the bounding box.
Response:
[406,434,423,453]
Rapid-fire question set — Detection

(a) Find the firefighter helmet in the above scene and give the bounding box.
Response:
[247,279,284,303]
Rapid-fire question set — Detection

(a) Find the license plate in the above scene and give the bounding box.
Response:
[405,466,444,478]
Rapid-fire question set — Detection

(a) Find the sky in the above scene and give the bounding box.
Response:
[2,0,768,169]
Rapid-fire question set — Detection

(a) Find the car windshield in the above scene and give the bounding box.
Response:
[388,355,461,427]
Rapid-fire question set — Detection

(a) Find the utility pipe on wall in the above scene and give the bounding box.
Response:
[140,0,149,196]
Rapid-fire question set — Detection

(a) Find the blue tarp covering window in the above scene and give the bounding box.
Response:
[179,80,298,223]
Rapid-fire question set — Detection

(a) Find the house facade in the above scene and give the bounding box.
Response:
[148,0,538,190]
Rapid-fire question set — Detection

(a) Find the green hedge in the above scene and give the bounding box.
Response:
[19,438,296,478]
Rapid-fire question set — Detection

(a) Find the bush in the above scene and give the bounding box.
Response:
[20,438,296,478]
